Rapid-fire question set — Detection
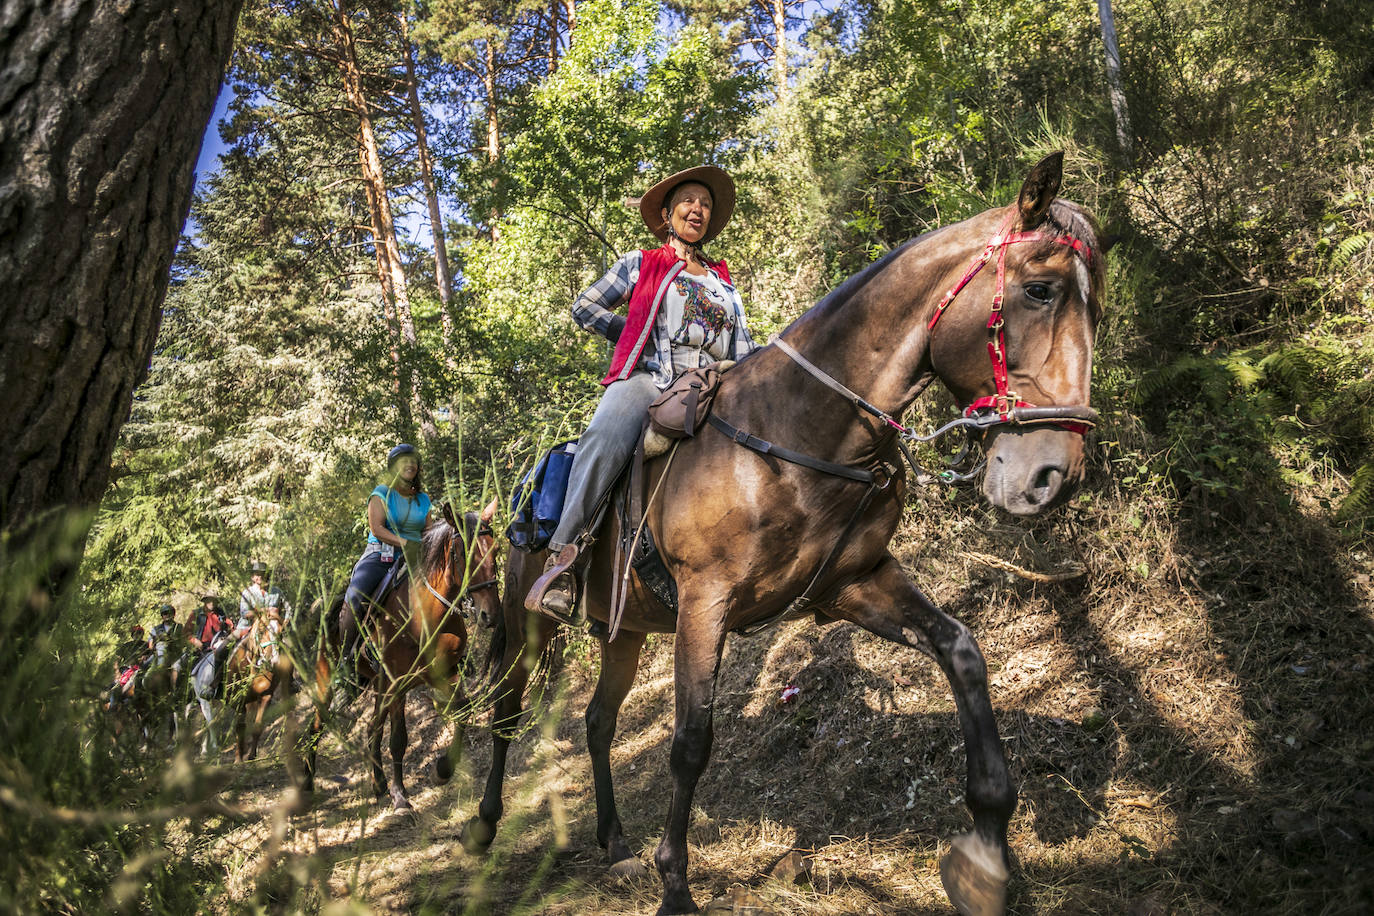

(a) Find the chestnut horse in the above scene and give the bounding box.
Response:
[225,614,291,762]
[465,154,1107,915]
[300,502,501,810]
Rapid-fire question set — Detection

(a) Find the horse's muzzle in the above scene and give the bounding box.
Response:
[981,427,1085,516]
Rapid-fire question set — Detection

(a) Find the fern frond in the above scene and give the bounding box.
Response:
[1137,353,1235,407]
[1333,232,1372,267]
[1337,456,1374,522]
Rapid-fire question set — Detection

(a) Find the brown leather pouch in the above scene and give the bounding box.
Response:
[647,363,727,438]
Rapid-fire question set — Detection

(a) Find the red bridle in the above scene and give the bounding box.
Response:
[927,210,1097,435]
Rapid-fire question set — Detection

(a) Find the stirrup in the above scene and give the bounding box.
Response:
[525,544,585,625]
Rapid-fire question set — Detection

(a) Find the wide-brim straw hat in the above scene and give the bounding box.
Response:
[638,165,735,243]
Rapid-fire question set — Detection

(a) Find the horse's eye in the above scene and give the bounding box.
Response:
[1024,282,1054,304]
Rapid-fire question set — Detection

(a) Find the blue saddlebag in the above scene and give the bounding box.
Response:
[507,440,577,551]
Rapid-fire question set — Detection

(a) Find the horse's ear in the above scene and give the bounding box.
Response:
[480,498,498,526]
[1099,232,1120,255]
[442,501,457,529]
[1017,151,1064,228]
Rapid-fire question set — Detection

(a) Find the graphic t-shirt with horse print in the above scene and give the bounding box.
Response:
[659,270,736,376]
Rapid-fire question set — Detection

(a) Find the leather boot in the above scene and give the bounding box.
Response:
[525,543,584,624]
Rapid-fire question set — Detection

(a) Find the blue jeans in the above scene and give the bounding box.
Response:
[345,549,395,614]
[550,372,661,551]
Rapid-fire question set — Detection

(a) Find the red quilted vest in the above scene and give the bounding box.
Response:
[601,244,733,386]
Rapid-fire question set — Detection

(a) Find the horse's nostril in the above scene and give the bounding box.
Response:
[1029,466,1064,503]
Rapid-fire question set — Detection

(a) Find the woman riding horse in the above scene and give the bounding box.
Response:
[300,501,501,810]
[468,154,1108,916]
[338,442,432,682]
[526,165,758,621]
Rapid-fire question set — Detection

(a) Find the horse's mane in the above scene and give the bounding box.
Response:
[801,202,1103,327]
[809,237,921,316]
[421,510,454,576]
[420,507,482,577]
[790,223,958,329]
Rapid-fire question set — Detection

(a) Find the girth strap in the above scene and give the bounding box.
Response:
[706,414,875,484]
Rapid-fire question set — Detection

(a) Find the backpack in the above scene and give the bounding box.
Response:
[506,440,577,552]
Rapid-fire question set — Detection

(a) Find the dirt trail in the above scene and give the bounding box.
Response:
[204,526,1374,914]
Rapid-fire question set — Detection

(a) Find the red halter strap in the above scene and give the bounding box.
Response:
[926,210,1095,434]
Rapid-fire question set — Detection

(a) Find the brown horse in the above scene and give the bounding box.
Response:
[108,664,180,748]
[464,154,1107,915]
[225,613,292,762]
[300,502,501,810]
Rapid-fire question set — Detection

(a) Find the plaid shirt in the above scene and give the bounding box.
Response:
[571,250,756,389]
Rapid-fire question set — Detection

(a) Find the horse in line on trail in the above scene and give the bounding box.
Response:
[463,154,1109,916]
[110,664,180,749]
[225,612,292,763]
[298,502,501,810]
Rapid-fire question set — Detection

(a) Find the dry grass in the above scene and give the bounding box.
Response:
[187,464,1374,914]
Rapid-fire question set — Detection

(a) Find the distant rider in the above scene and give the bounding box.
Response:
[233,560,289,659]
[148,604,183,688]
[187,594,230,657]
[107,623,149,710]
[338,443,432,685]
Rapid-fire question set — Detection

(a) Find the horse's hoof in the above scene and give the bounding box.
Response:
[460,817,495,853]
[654,898,699,915]
[608,856,648,881]
[939,833,1009,916]
[391,791,413,811]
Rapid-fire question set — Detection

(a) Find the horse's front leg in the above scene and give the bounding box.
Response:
[247,692,270,760]
[654,601,728,916]
[429,632,467,783]
[301,650,333,794]
[828,552,1015,916]
[386,693,411,810]
[235,707,249,762]
[588,628,648,877]
[461,610,559,853]
[368,687,387,799]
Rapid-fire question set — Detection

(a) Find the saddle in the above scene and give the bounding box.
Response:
[525,362,735,634]
[369,551,408,611]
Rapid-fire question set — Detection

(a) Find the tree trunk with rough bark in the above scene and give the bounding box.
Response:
[0,0,243,537]
[399,11,458,376]
[483,40,502,243]
[331,0,436,441]
[1098,0,1133,162]
[767,0,787,101]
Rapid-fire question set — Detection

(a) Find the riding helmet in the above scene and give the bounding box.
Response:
[388,443,418,465]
